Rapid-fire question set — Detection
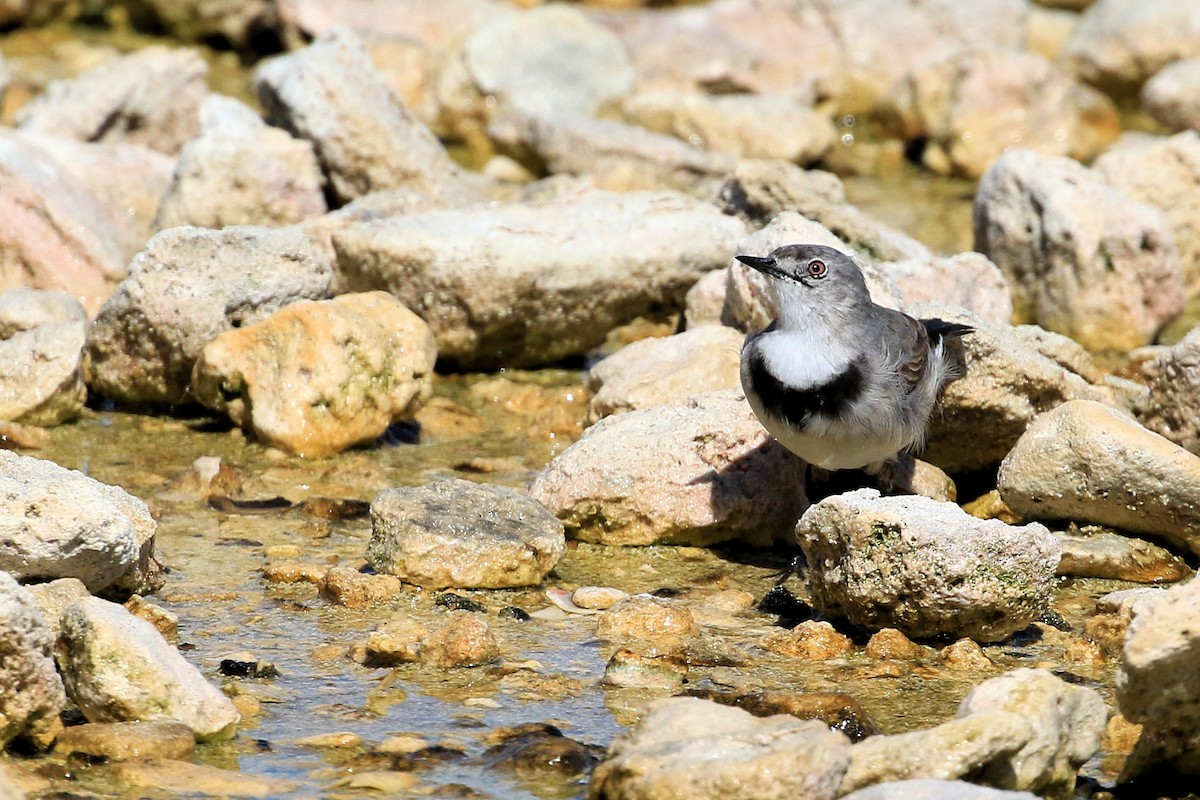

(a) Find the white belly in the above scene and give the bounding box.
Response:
[745,391,908,470]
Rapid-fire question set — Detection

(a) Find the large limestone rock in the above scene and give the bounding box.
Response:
[57,598,239,741]
[1118,573,1200,779]
[15,46,207,155]
[798,489,1060,643]
[531,389,808,547]
[1134,326,1200,455]
[588,697,851,800]
[0,289,87,426]
[1141,58,1200,134]
[975,148,1183,355]
[191,292,436,458]
[332,189,745,370]
[368,478,565,588]
[254,28,475,206]
[585,326,744,425]
[999,400,1200,558]
[85,225,333,406]
[0,451,161,595]
[1063,0,1200,92]
[0,573,65,748]
[155,94,327,230]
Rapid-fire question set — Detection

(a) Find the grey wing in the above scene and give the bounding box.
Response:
[878,310,931,396]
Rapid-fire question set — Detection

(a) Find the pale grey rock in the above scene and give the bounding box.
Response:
[531,389,807,548]
[999,400,1200,557]
[85,225,333,406]
[0,53,8,108]
[586,326,744,425]
[886,252,1013,327]
[1063,0,1200,91]
[958,669,1107,795]
[975,148,1183,355]
[156,95,327,230]
[254,28,475,205]
[16,46,207,155]
[1133,325,1200,455]
[683,268,728,329]
[1142,58,1200,133]
[275,0,512,47]
[1094,131,1200,295]
[0,289,87,426]
[0,451,160,594]
[588,697,851,800]
[913,304,1114,472]
[622,91,836,163]
[490,113,732,195]
[0,572,65,748]
[840,712,1032,794]
[1056,527,1190,583]
[57,597,239,741]
[191,292,436,458]
[798,489,1060,642]
[332,188,745,370]
[842,780,1039,800]
[1117,573,1200,778]
[882,49,1118,179]
[368,478,564,589]
[25,578,89,638]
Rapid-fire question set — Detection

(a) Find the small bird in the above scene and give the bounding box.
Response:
[736,243,971,485]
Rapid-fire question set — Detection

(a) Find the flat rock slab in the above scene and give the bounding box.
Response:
[57,597,240,741]
[798,489,1059,643]
[54,720,196,762]
[1056,528,1190,584]
[368,478,565,589]
[332,189,746,370]
[998,400,1200,557]
[192,291,436,458]
[531,388,807,548]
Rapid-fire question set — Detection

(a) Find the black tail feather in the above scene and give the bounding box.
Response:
[920,317,974,345]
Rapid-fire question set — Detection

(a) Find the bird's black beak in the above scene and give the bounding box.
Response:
[735,254,784,279]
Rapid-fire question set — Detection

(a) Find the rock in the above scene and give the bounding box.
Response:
[594,595,697,645]
[1131,325,1200,455]
[998,400,1200,557]
[191,291,435,458]
[159,456,251,503]
[1084,588,1166,657]
[367,478,564,589]
[54,720,196,761]
[483,723,604,779]
[941,638,995,670]
[25,578,89,639]
[840,712,1032,794]
[449,4,632,134]
[798,489,1060,643]
[110,759,296,796]
[84,225,333,406]
[911,304,1115,472]
[865,628,926,661]
[531,389,807,547]
[121,0,277,50]
[885,252,1014,327]
[319,565,403,607]
[361,618,427,666]
[156,95,327,230]
[588,697,851,800]
[16,46,207,155]
[603,648,688,689]
[1056,527,1190,583]
[332,189,745,370]
[0,289,86,425]
[56,597,239,741]
[974,148,1183,355]
[1063,0,1200,92]
[586,326,744,425]
[124,595,178,642]
[841,779,1040,800]
[958,668,1107,794]
[254,28,475,206]
[762,621,854,660]
[1095,131,1200,297]
[622,91,836,163]
[0,451,160,594]
[1142,58,1200,133]
[881,49,1118,179]
[723,212,903,334]
[276,0,512,47]
[1117,573,1200,778]
[698,691,879,742]
[0,131,148,315]
[683,268,728,328]
[422,610,500,668]
[0,573,65,748]
[490,113,732,195]
[572,586,628,611]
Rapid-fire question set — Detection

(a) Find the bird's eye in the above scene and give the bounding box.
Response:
[807,259,828,278]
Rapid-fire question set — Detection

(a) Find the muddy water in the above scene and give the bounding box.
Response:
[11,364,1132,798]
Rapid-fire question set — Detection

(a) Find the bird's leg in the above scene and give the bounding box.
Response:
[867,453,916,495]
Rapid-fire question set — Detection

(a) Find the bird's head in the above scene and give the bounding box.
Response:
[735,243,871,327]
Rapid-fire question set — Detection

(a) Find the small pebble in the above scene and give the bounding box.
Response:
[602,648,688,689]
[940,638,994,669]
[320,566,404,607]
[374,735,430,755]
[594,595,698,643]
[422,611,500,668]
[762,621,854,660]
[864,628,926,661]
[571,586,629,610]
[294,731,362,748]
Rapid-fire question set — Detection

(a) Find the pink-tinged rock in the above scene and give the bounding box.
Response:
[975,149,1183,355]
[156,94,327,230]
[530,388,807,547]
[192,292,435,458]
[16,45,207,156]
